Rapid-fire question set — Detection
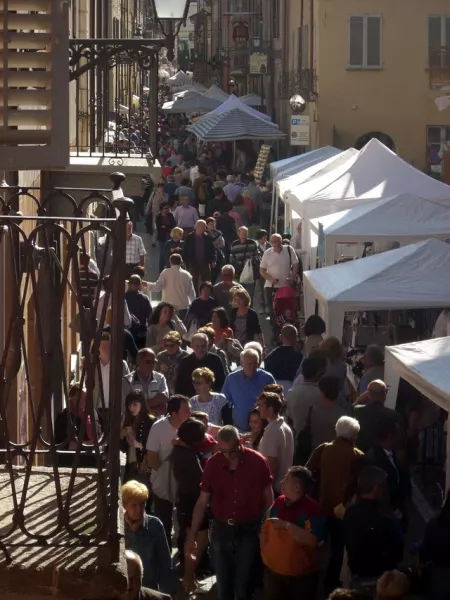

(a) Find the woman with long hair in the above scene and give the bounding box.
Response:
[146,301,186,353]
[303,314,326,356]
[209,307,234,346]
[120,390,156,483]
[242,408,267,451]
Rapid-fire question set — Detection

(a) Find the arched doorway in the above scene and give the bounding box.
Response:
[354,131,396,151]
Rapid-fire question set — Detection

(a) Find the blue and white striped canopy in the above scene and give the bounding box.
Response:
[186,108,286,141]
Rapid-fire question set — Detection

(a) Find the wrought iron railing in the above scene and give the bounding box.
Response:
[429,47,450,88]
[69,39,162,158]
[0,175,132,565]
[278,68,317,100]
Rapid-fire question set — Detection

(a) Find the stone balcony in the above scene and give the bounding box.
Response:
[0,466,127,599]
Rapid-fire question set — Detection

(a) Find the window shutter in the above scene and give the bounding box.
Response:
[0,1,69,170]
[366,16,381,67]
[349,16,364,67]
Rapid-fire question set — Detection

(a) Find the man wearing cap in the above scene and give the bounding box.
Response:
[352,379,403,452]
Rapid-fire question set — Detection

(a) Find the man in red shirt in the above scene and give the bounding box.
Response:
[186,425,273,600]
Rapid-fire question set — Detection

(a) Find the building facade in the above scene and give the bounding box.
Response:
[274,0,450,179]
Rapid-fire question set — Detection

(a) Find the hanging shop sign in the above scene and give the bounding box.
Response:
[290,115,310,146]
[232,21,249,44]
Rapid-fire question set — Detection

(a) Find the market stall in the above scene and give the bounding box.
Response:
[203,84,230,102]
[270,146,339,179]
[285,139,450,260]
[162,93,222,114]
[303,238,450,340]
[238,92,265,106]
[186,98,285,142]
[384,337,450,491]
[309,192,450,266]
[197,94,272,122]
[168,70,192,88]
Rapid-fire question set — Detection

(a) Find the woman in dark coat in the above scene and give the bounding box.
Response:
[120,390,156,483]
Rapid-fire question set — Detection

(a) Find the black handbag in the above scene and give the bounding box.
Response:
[293,405,313,466]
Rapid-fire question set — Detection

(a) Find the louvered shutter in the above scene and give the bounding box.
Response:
[0,0,69,169]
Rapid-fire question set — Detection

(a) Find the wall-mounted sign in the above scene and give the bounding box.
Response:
[232,21,249,44]
[290,115,310,146]
[249,52,267,75]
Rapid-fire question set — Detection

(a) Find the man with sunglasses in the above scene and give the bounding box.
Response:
[123,348,169,416]
[186,425,273,600]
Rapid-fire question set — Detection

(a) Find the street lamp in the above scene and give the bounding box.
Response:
[150,0,191,61]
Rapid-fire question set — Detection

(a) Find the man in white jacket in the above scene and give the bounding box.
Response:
[144,253,195,321]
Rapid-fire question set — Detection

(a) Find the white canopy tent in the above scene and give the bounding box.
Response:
[197,94,272,122]
[239,93,265,106]
[287,139,450,222]
[270,146,340,179]
[162,93,222,114]
[303,238,450,340]
[285,139,450,259]
[278,148,358,200]
[384,337,450,490]
[203,84,230,101]
[310,193,450,266]
[168,70,192,88]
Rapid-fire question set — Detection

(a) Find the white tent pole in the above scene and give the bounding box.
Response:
[274,189,280,234]
[269,185,276,233]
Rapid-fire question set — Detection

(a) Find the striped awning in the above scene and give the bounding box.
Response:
[186,108,286,141]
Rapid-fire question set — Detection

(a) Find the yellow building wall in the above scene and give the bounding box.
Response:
[315,0,450,168]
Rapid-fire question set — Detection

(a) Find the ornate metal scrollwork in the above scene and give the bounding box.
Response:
[69,39,163,81]
[108,157,124,166]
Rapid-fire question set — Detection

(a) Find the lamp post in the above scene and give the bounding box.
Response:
[149,0,191,62]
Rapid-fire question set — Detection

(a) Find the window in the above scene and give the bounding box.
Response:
[298,25,309,70]
[426,126,450,179]
[428,15,450,68]
[428,15,450,50]
[348,15,382,69]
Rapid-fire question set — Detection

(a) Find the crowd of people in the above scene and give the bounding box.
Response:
[68,135,450,600]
